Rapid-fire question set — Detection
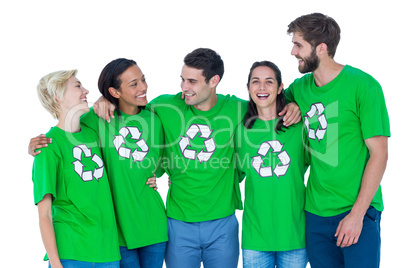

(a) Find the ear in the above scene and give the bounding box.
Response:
[278,83,284,94]
[316,43,328,55]
[108,87,120,98]
[54,93,62,103]
[208,75,221,88]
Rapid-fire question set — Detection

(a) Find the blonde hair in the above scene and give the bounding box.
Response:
[37,69,77,119]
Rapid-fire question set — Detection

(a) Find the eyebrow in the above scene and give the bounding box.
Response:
[251,77,274,80]
[128,75,145,84]
[181,76,198,82]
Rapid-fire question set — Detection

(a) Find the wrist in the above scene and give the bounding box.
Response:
[50,260,62,268]
[350,204,368,220]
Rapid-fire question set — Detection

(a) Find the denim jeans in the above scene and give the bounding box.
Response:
[243,248,307,268]
[119,242,167,268]
[165,214,239,268]
[306,206,381,268]
[49,260,119,268]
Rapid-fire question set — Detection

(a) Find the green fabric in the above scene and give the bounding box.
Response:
[148,93,247,222]
[32,126,120,262]
[236,119,307,251]
[81,108,168,249]
[285,65,391,216]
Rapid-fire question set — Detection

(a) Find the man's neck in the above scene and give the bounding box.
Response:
[193,93,218,111]
[313,58,344,87]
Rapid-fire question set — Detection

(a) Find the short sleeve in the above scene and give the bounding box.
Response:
[284,84,296,104]
[32,146,59,205]
[80,108,100,133]
[357,79,391,139]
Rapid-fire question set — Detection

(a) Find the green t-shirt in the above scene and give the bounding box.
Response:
[235,119,307,251]
[32,126,120,262]
[81,108,168,249]
[285,65,391,216]
[148,93,247,222]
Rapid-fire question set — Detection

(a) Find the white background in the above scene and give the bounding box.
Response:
[1,0,400,267]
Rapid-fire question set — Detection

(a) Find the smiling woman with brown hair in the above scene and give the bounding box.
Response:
[236,61,308,268]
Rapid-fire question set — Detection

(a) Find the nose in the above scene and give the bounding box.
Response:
[83,87,89,95]
[181,80,189,91]
[139,80,148,91]
[291,45,298,56]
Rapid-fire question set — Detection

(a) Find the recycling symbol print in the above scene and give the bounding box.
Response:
[113,126,149,162]
[252,140,290,178]
[304,103,327,141]
[72,144,104,182]
[179,124,216,162]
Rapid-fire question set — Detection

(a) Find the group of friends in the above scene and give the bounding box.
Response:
[29,13,390,268]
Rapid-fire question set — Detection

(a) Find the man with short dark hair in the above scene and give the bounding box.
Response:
[285,13,390,267]
[149,48,245,268]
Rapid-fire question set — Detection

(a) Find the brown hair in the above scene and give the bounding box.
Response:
[287,13,341,58]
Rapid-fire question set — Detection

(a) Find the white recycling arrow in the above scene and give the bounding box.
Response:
[204,138,216,153]
[257,142,271,156]
[252,140,290,178]
[73,145,92,161]
[179,136,196,160]
[73,160,84,177]
[132,139,149,162]
[268,140,283,153]
[252,155,273,177]
[72,144,104,182]
[113,126,149,161]
[304,103,327,141]
[198,125,212,138]
[186,124,200,139]
[197,151,213,162]
[92,154,104,181]
[273,151,290,177]
[179,124,216,162]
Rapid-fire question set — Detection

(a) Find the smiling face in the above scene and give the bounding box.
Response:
[111,65,147,115]
[59,76,89,115]
[181,65,218,111]
[291,32,320,73]
[248,66,283,116]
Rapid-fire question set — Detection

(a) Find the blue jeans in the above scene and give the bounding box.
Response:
[119,242,167,268]
[165,214,239,268]
[49,260,119,268]
[243,248,307,268]
[306,206,381,268]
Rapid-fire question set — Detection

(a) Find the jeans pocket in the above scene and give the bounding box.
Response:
[365,206,381,222]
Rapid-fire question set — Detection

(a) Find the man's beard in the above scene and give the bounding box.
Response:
[299,49,319,74]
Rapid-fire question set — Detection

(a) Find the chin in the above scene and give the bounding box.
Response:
[140,100,149,106]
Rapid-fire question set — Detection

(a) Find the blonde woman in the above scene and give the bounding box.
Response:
[33,70,120,268]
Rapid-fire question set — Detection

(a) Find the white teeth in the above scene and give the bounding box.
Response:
[257,94,269,97]
[137,93,146,98]
[185,94,195,97]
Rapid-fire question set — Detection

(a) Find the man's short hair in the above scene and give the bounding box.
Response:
[184,48,224,83]
[287,13,341,58]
